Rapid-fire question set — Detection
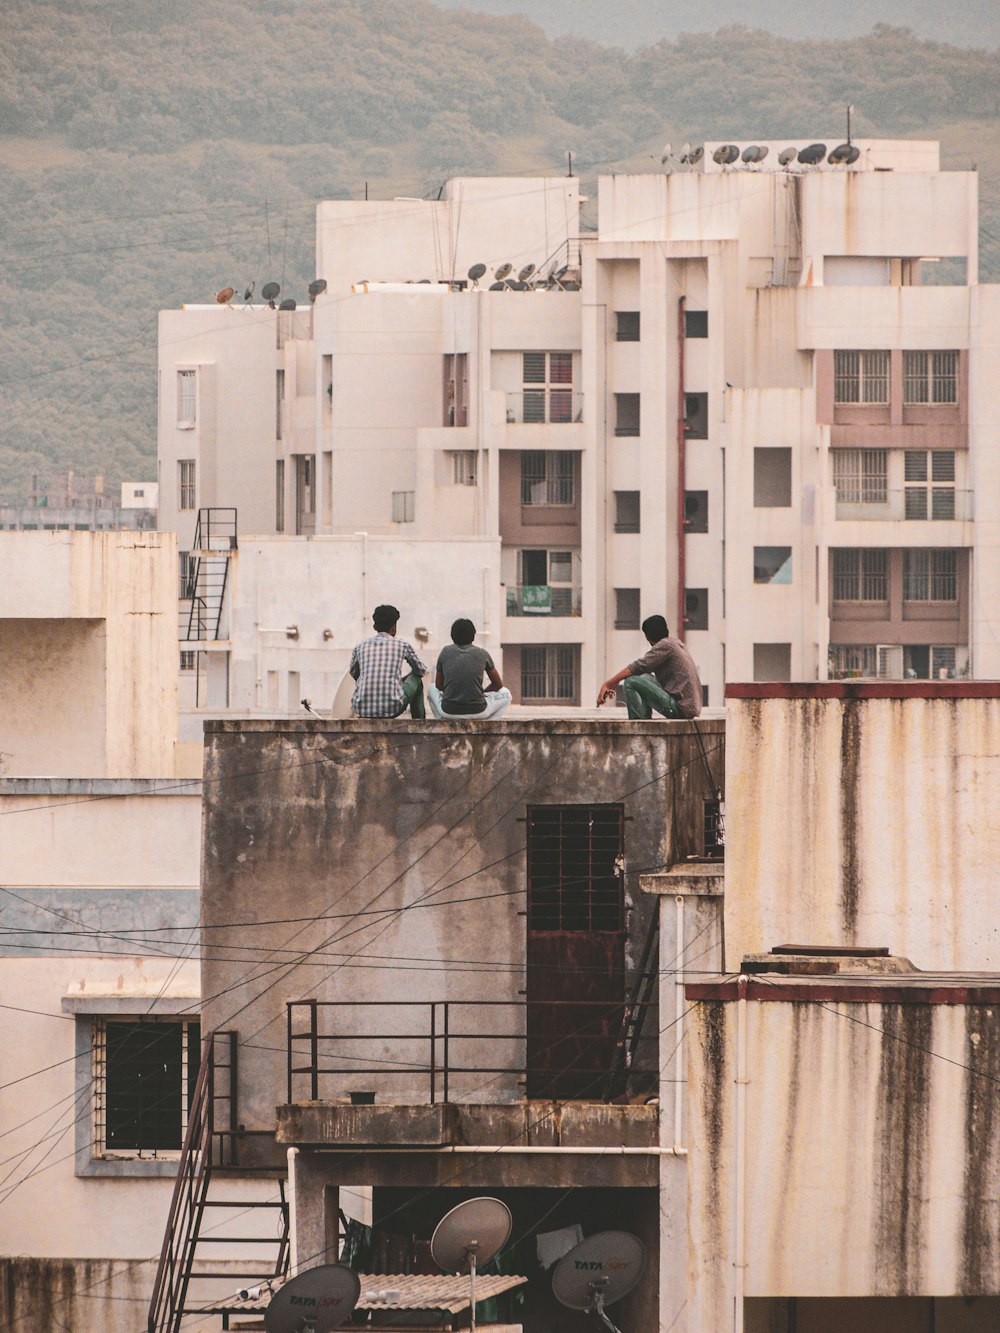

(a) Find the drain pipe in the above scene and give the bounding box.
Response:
[673,895,686,1154]
[733,975,749,1333]
[677,297,687,641]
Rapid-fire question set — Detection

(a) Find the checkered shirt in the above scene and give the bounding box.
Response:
[349,633,427,717]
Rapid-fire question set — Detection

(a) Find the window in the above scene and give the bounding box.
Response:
[178,552,193,599]
[92,1017,200,1158]
[509,550,578,616]
[903,549,958,602]
[904,451,955,519]
[684,588,708,631]
[684,310,708,338]
[614,491,640,533]
[444,353,469,426]
[275,369,285,440]
[615,311,640,342]
[391,490,415,524]
[134,489,145,499]
[829,644,878,679]
[832,549,888,601]
[178,460,196,511]
[522,351,573,423]
[615,588,641,630]
[275,459,285,532]
[684,491,708,534]
[753,547,792,584]
[521,451,575,506]
[179,650,196,672]
[521,646,577,703]
[834,350,890,404]
[833,449,888,504]
[754,448,792,507]
[526,805,624,931]
[176,371,196,427]
[450,451,478,486]
[753,643,791,682]
[614,393,640,437]
[684,392,708,439]
[903,350,958,404]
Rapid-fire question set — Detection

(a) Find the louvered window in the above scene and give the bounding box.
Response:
[904,450,955,519]
[522,352,573,423]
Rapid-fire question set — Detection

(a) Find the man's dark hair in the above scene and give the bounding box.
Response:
[641,614,669,643]
[373,604,400,632]
[451,617,476,646]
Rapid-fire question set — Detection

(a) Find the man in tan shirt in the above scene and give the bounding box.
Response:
[596,614,703,719]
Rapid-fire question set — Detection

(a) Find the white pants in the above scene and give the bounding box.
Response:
[427,684,512,720]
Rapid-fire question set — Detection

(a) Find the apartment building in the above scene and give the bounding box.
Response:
[158,143,999,710]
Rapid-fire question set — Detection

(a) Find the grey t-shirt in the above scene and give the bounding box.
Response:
[436,643,496,715]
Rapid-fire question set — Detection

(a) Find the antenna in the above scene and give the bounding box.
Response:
[494,263,513,281]
[308,279,327,302]
[262,281,281,309]
[263,1264,360,1333]
[797,143,827,166]
[567,149,574,177]
[215,286,235,305]
[467,262,487,287]
[431,1197,511,1333]
[847,103,854,144]
[552,1232,647,1333]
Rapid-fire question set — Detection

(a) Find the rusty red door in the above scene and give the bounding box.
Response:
[525,805,625,1099]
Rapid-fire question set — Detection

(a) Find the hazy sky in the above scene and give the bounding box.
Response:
[431,0,999,49]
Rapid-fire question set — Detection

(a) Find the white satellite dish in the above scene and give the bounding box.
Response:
[552,1231,646,1333]
[431,1197,512,1333]
[263,1264,361,1333]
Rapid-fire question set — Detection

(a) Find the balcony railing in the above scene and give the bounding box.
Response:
[505,391,583,424]
[835,489,973,521]
[506,585,582,617]
[286,998,652,1104]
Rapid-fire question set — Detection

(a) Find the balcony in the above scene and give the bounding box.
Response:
[505,584,582,617]
[835,489,973,522]
[505,391,583,424]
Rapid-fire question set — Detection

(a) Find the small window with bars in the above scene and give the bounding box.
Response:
[526,805,624,932]
[178,460,196,511]
[903,350,958,405]
[833,449,888,504]
[904,450,956,519]
[832,549,888,601]
[834,350,890,404]
[829,644,878,679]
[178,551,194,599]
[521,645,577,703]
[179,650,196,672]
[450,451,478,486]
[903,549,958,602]
[522,351,573,423]
[92,1017,200,1158]
[176,370,197,427]
[521,451,575,506]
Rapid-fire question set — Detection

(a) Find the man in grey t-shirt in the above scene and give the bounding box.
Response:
[428,619,512,719]
[596,614,703,719]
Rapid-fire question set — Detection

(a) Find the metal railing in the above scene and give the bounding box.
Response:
[286,998,654,1105]
[835,489,973,521]
[505,391,583,424]
[505,585,582,617]
[179,508,238,643]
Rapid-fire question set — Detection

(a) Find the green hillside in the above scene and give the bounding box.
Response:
[1,0,997,500]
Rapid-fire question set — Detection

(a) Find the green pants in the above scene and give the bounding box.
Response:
[400,673,425,719]
[622,673,683,720]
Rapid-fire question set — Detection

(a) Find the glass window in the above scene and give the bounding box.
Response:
[754,448,792,507]
[684,310,708,338]
[614,491,640,533]
[391,491,415,523]
[614,393,640,437]
[753,547,792,584]
[615,311,640,342]
[833,449,887,504]
[176,371,196,427]
[614,588,641,630]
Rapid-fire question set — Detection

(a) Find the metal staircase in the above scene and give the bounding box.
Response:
[179,508,237,643]
[147,1030,289,1333]
[603,910,660,1102]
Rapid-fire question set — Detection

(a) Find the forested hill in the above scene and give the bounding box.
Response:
[1,0,997,499]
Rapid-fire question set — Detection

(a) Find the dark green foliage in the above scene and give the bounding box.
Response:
[0,0,997,499]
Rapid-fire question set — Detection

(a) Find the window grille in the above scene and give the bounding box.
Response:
[829,644,878,678]
[178,551,193,599]
[522,352,573,423]
[521,645,577,702]
[450,451,478,486]
[903,549,958,602]
[833,449,887,504]
[176,371,196,426]
[832,549,888,601]
[834,350,889,404]
[903,350,958,404]
[178,460,196,511]
[526,805,624,931]
[931,646,957,677]
[520,452,575,506]
[179,650,196,672]
[92,1017,200,1157]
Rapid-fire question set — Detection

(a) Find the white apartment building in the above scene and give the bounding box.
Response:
[158,143,1000,710]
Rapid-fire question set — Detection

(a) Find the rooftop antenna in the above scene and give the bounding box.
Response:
[431,1197,511,1333]
[552,1231,647,1333]
[847,103,854,144]
[567,150,574,177]
[263,1263,360,1332]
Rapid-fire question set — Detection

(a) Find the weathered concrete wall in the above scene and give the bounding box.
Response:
[687,985,1000,1327]
[201,718,724,1147]
[725,686,1000,969]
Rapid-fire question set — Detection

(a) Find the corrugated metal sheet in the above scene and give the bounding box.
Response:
[210,1271,527,1316]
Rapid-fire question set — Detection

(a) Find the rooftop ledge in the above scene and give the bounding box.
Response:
[726,681,1000,701]
[204,717,723,736]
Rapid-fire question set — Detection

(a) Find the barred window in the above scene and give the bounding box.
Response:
[832,549,888,601]
[834,350,890,404]
[92,1017,200,1157]
[176,370,196,427]
[178,460,196,511]
[450,451,478,486]
[903,549,958,602]
[833,449,887,504]
[526,805,624,932]
[903,350,958,404]
[521,645,577,702]
[829,644,878,678]
[521,451,575,506]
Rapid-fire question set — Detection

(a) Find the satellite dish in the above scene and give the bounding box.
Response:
[742,144,769,164]
[829,142,860,165]
[243,282,255,301]
[278,298,297,311]
[308,278,327,301]
[509,280,528,290]
[488,281,505,291]
[712,144,740,166]
[215,287,235,305]
[778,147,798,166]
[552,1232,646,1333]
[264,1264,361,1333]
[467,262,487,284]
[518,263,536,282]
[797,142,827,165]
[261,282,281,301]
[431,1197,512,1333]
[494,263,513,281]
[561,280,581,291]
[660,142,672,164]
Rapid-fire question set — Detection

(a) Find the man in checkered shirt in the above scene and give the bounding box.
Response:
[349,604,427,718]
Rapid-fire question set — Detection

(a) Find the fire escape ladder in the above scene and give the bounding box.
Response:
[179,508,238,644]
[603,910,660,1102]
[147,1030,289,1333]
